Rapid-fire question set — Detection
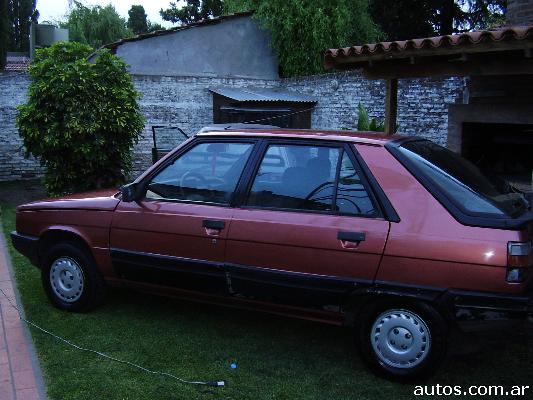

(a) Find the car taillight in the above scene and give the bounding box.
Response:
[506,241,532,283]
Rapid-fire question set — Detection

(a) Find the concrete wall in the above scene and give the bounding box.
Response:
[0,72,43,181]
[116,16,279,80]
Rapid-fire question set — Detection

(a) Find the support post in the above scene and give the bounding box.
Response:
[385,78,398,135]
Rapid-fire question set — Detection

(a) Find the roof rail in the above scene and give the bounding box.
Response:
[197,123,280,134]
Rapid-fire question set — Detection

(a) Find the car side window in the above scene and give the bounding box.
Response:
[336,151,376,216]
[146,142,253,204]
[246,144,341,211]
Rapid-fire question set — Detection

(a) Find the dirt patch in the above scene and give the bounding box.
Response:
[0,179,47,206]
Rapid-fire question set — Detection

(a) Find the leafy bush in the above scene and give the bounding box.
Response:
[17,42,145,196]
[369,118,385,132]
[357,102,384,132]
[357,102,370,131]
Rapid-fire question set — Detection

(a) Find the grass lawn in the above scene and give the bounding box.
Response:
[1,201,532,399]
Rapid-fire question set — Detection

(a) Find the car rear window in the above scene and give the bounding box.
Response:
[397,140,529,218]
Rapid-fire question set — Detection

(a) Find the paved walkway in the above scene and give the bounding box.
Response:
[0,232,47,400]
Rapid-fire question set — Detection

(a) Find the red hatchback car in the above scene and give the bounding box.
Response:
[11,125,533,379]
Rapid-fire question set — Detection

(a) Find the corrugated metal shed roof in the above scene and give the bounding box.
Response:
[209,87,317,103]
[325,25,533,69]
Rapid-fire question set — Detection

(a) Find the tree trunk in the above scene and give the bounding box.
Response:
[440,0,455,35]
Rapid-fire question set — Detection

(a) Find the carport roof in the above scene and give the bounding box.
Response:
[324,25,533,79]
[209,87,317,103]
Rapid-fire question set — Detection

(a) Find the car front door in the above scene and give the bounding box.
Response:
[226,140,390,308]
[110,138,256,294]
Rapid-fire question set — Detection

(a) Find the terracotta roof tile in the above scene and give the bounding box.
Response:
[325,25,533,68]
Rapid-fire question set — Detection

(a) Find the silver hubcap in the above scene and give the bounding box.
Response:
[50,257,84,303]
[371,309,431,369]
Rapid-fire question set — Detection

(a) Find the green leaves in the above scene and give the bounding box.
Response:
[226,0,380,76]
[357,102,370,131]
[60,1,132,49]
[16,42,145,196]
[160,0,224,24]
[357,102,384,132]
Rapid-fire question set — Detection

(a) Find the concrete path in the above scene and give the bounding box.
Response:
[0,232,47,400]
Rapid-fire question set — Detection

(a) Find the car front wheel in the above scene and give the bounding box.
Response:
[358,303,448,380]
[41,242,105,312]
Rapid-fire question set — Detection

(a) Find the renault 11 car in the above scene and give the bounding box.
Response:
[11,125,533,379]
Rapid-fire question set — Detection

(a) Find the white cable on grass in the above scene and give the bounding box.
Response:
[0,287,224,387]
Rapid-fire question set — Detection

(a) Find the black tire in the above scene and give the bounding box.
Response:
[41,241,106,312]
[357,300,448,380]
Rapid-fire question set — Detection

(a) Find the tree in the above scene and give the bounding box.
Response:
[226,0,380,76]
[370,0,507,41]
[17,42,145,196]
[459,0,507,31]
[61,1,132,48]
[160,0,224,24]
[128,4,149,35]
[369,0,440,41]
[148,22,164,32]
[7,0,39,52]
[0,0,8,69]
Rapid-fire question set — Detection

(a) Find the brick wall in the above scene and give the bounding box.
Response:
[0,71,464,181]
[507,0,533,25]
[0,72,43,181]
[282,71,464,145]
[131,75,278,176]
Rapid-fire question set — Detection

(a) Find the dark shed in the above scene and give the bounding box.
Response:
[210,87,317,128]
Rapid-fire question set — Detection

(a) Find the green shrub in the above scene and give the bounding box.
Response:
[357,102,370,130]
[17,42,145,196]
[369,118,385,132]
[357,102,384,132]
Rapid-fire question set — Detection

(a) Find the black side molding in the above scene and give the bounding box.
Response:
[10,231,40,267]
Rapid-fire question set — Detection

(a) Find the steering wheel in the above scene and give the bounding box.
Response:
[207,176,226,187]
[304,182,334,202]
[179,171,208,196]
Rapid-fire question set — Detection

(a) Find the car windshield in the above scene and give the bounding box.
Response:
[398,140,530,218]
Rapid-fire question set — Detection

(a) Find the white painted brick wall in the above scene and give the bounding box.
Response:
[0,72,43,181]
[282,71,464,146]
[0,71,464,181]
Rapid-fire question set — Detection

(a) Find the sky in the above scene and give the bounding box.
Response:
[37,0,180,28]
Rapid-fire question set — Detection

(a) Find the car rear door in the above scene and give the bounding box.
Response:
[110,138,256,294]
[225,140,391,308]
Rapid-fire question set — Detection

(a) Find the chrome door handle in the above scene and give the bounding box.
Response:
[337,231,365,249]
[203,219,225,236]
[203,219,225,230]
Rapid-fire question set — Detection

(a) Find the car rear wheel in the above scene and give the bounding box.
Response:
[358,302,448,380]
[41,242,105,312]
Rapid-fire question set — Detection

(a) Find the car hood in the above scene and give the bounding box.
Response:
[17,189,121,212]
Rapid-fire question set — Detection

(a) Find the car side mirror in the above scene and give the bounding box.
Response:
[120,183,142,202]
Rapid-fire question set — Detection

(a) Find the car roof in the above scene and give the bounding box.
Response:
[196,125,407,146]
